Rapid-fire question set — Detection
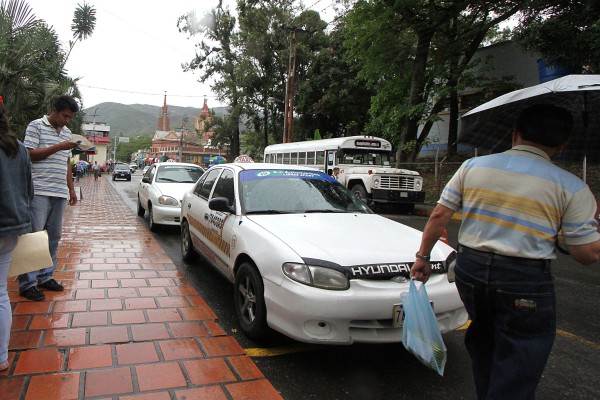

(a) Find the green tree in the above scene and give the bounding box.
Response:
[295,21,373,139]
[0,0,94,137]
[63,2,96,68]
[178,0,242,158]
[235,0,293,148]
[516,0,600,73]
[115,135,152,162]
[344,0,526,161]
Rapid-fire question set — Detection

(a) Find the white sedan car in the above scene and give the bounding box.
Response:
[137,162,204,231]
[180,163,467,344]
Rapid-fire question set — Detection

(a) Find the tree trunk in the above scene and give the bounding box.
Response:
[405,28,434,162]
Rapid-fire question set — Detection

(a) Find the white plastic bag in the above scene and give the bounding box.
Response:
[401,279,447,375]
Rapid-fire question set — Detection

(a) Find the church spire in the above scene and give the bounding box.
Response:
[158,91,170,131]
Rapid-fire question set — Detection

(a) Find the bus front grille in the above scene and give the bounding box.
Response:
[379,176,419,190]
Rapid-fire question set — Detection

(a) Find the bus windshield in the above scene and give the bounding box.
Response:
[338,149,392,166]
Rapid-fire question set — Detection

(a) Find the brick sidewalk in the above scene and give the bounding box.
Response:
[1,176,283,399]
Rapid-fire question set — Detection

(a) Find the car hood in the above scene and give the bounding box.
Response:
[153,182,196,202]
[246,213,453,265]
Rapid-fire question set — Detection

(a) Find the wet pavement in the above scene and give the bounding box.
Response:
[1,175,283,399]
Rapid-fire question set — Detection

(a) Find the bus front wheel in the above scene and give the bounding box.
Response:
[351,184,368,203]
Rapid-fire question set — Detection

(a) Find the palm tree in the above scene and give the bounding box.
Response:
[0,0,91,136]
[63,2,96,68]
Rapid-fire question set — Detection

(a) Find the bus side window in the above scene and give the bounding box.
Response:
[316,151,325,166]
[291,152,298,164]
[307,151,315,165]
[299,152,306,164]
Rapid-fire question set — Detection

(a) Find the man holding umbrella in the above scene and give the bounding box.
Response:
[411,104,600,400]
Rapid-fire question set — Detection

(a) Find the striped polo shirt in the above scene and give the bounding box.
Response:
[23,116,72,199]
[439,145,600,259]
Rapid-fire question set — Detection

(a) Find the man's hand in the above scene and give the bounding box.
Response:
[410,258,431,282]
[68,188,77,206]
[60,140,79,150]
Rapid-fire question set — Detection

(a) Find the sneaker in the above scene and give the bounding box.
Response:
[0,360,9,371]
[38,279,64,291]
[20,286,45,301]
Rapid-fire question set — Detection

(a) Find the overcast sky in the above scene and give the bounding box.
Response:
[26,0,336,110]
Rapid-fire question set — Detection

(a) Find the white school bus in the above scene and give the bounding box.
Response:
[263,135,425,211]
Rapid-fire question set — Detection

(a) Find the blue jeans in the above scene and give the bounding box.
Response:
[0,235,18,363]
[18,195,66,290]
[455,250,556,400]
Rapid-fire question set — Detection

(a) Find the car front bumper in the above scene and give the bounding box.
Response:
[263,274,468,344]
[151,204,182,226]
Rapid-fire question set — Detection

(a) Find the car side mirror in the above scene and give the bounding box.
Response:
[209,197,235,214]
[141,177,151,183]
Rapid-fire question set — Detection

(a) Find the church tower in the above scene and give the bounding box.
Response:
[157,92,170,131]
[195,97,212,133]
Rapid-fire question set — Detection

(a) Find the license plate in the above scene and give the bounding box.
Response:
[400,192,408,198]
[392,304,404,327]
[392,301,434,328]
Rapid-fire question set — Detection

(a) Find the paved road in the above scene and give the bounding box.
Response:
[110,173,599,399]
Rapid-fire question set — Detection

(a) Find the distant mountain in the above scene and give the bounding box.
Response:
[81,102,230,137]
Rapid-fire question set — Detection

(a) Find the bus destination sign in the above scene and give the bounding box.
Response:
[354,140,382,148]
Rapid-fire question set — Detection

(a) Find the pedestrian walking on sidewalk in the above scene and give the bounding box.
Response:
[18,95,80,302]
[411,104,600,400]
[0,96,34,370]
[92,160,100,180]
[75,161,83,181]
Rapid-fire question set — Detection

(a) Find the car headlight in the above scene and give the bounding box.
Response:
[282,262,349,290]
[372,177,380,188]
[158,195,179,206]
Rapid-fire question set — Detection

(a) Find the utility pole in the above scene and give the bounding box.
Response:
[179,117,188,162]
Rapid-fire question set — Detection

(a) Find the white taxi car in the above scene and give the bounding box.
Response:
[137,162,204,231]
[180,163,467,344]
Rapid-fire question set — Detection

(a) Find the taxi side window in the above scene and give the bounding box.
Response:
[197,168,220,200]
[212,170,235,205]
[147,166,156,181]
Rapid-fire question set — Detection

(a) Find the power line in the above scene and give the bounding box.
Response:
[78,84,219,99]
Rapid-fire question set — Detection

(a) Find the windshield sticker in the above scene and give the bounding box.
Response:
[241,170,335,182]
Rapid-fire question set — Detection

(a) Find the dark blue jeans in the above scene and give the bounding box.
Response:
[455,250,555,400]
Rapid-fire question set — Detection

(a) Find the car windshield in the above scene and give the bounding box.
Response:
[240,169,370,214]
[155,165,204,183]
[338,149,392,166]
[115,165,129,171]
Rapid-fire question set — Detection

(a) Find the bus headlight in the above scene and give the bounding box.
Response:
[373,177,380,188]
[415,178,423,190]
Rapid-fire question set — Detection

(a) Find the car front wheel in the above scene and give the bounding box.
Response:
[137,197,145,217]
[234,262,268,341]
[181,220,197,261]
[148,206,159,232]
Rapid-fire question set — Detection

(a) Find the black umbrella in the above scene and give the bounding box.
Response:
[459,74,600,169]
